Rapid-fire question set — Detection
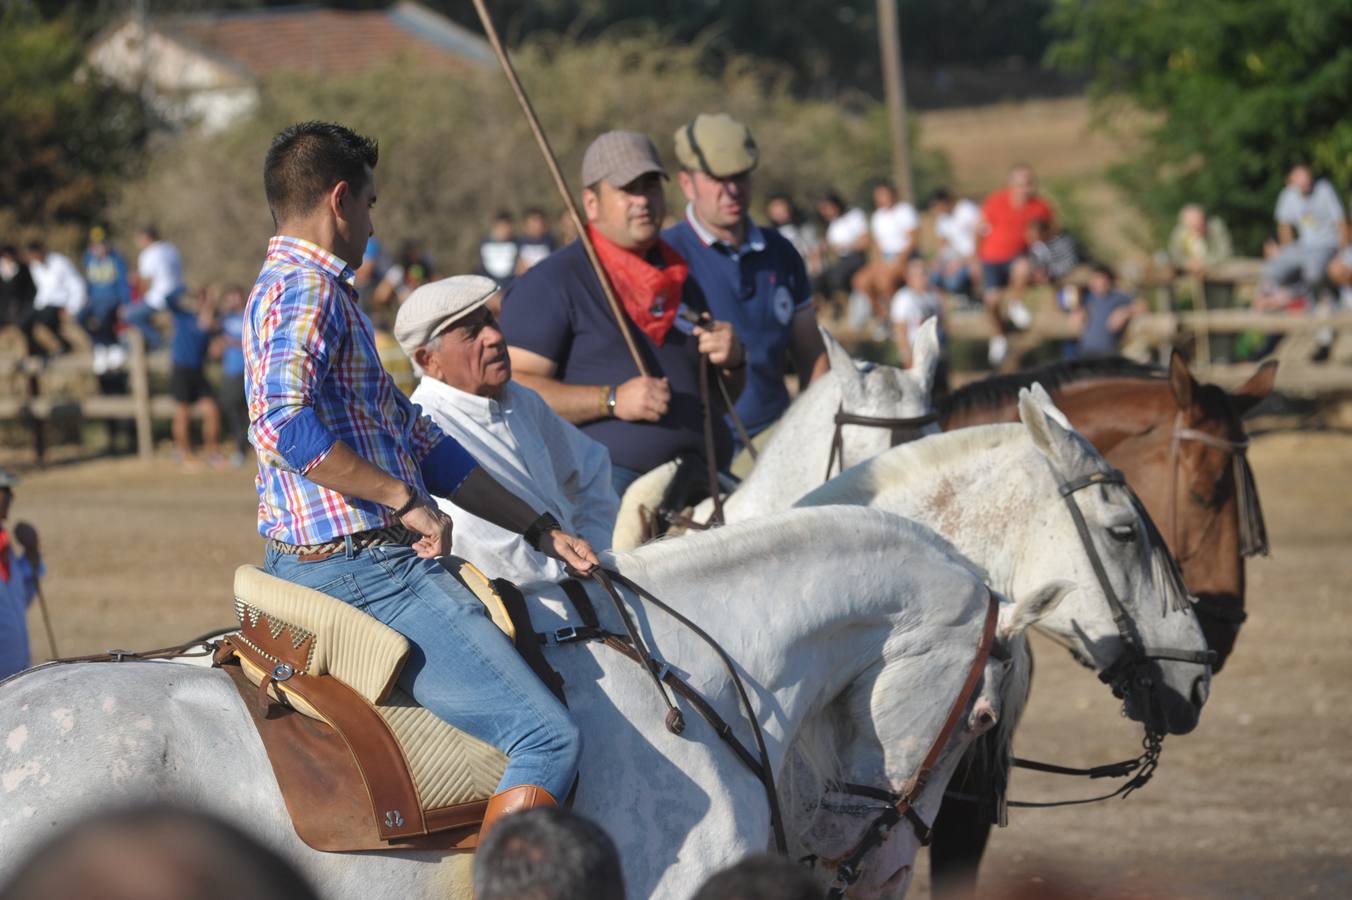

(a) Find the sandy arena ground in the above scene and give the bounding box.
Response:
[7,429,1351,898]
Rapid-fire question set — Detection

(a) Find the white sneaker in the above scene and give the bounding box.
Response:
[92,345,108,375]
[1007,299,1033,330]
[105,344,127,371]
[988,334,1008,367]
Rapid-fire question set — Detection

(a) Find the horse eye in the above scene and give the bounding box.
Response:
[1108,524,1137,543]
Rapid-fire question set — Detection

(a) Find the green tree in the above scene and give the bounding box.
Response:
[0,7,150,248]
[1048,0,1352,253]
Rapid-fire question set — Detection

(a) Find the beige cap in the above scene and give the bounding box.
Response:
[393,275,499,358]
[673,113,758,178]
[580,131,668,188]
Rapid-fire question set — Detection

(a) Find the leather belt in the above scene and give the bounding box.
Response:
[269,525,416,561]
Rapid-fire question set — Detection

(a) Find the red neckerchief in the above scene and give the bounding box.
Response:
[587,225,689,345]
[0,528,10,583]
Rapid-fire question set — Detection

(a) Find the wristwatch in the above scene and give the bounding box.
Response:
[606,385,618,417]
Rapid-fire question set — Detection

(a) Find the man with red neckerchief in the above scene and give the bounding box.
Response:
[500,131,745,498]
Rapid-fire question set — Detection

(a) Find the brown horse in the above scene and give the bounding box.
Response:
[928,351,1276,898]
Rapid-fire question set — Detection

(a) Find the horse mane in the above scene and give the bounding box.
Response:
[938,357,1164,421]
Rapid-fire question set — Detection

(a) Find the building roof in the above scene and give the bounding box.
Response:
[158,2,492,79]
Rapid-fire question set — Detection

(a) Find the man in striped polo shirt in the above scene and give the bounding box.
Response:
[244,121,596,830]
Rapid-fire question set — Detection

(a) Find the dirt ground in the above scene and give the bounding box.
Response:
[7,429,1351,899]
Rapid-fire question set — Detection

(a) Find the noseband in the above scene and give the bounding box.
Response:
[807,593,998,897]
[1167,411,1269,563]
[824,404,939,482]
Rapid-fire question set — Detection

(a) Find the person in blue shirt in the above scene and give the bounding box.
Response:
[169,288,223,467]
[1071,264,1147,359]
[214,284,250,464]
[81,227,131,374]
[662,114,827,453]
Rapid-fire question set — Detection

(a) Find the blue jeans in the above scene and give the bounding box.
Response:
[611,464,644,498]
[264,540,581,800]
[123,302,162,350]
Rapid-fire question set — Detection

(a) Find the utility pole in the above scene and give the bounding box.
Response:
[876,0,914,202]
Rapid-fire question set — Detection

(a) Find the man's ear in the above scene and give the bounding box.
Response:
[581,186,600,221]
[328,180,351,222]
[677,170,696,201]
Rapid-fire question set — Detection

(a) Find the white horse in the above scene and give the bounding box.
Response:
[796,386,1211,735]
[0,507,1052,900]
[615,324,940,549]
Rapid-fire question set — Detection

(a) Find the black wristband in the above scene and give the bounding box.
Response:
[523,512,562,552]
[389,483,422,518]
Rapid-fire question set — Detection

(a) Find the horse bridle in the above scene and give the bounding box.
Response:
[804,593,998,898]
[1166,411,1269,564]
[823,404,939,482]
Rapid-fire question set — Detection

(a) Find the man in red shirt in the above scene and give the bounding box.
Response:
[978,164,1054,365]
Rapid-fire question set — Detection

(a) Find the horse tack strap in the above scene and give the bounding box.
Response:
[823,405,939,481]
[1167,410,1269,561]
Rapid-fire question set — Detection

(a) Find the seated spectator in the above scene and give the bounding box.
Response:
[396,275,618,583]
[1258,163,1346,307]
[766,194,823,277]
[853,181,919,319]
[479,210,521,289]
[978,164,1053,366]
[1168,203,1233,275]
[1,468,44,680]
[890,257,944,371]
[371,240,433,327]
[691,854,822,900]
[1,244,37,331]
[1027,219,1083,286]
[0,803,321,900]
[168,288,222,467]
[22,240,85,357]
[517,207,558,272]
[81,226,131,374]
[927,187,981,300]
[1071,264,1146,359]
[129,225,184,351]
[214,285,250,465]
[472,807,625,900]
[813,192,870,309]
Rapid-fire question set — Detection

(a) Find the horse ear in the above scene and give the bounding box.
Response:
[1018,385,1075,464]
[1230,359,1278,417]
[820,326,865,394]
[1168,350,1195,410]
[908,318,941,398]
[999,580,1073,640]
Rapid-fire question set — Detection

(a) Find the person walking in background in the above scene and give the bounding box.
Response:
[1257,163,1346,309]
[978,164,1054,365]
[853,180,919,321]
[0,468,44,680]
[0,245,38,334]
[664,112,827,451]
[927,187,982,301]
[168,288,222,468]
[129,225,184,351]
[214,285,250,465]
[1070,263,1146,359]
[478,210,521,290]
[81,227,131,374]
[22,241,85,357]
[516,207,557,272]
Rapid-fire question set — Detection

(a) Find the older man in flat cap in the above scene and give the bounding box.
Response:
[396,275,618,583]
[663,114,827,454]
[499,130,745,498]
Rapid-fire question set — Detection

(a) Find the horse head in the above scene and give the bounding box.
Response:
[1124,352,1275,670]
[787,585,1055,900]
[1017,384,1212,735]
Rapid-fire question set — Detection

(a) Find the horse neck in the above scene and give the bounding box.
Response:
[723,376,843,519]
[1048,378,1176,453]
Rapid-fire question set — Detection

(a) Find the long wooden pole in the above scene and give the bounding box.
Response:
[876,0,914,203]
[468,0,649,377]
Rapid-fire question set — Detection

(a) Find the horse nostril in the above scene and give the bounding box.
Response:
[1190,674,1210,710]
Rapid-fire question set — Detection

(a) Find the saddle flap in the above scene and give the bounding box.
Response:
[233,565,409,705]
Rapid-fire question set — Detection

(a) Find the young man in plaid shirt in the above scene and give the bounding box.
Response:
[244,121,597,829]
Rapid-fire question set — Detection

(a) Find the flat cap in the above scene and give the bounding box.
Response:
[581,131,667,188]
[673,113,759,178]
[393,275,499,358]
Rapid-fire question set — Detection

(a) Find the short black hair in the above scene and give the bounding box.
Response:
[137,224,159,241]
[472,808,624,900]
[523,206,547,218]
[1091,262,1116,281]
[264,121,379,225]
[493,210,514,223]
[25,240,45,253]
[819,192,846,212]
[691,854,823,900]
[926,187,954,207]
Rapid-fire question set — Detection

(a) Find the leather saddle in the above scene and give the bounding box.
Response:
[215,561,560,853]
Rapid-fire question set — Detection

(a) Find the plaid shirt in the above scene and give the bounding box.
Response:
[244,236,475,545]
